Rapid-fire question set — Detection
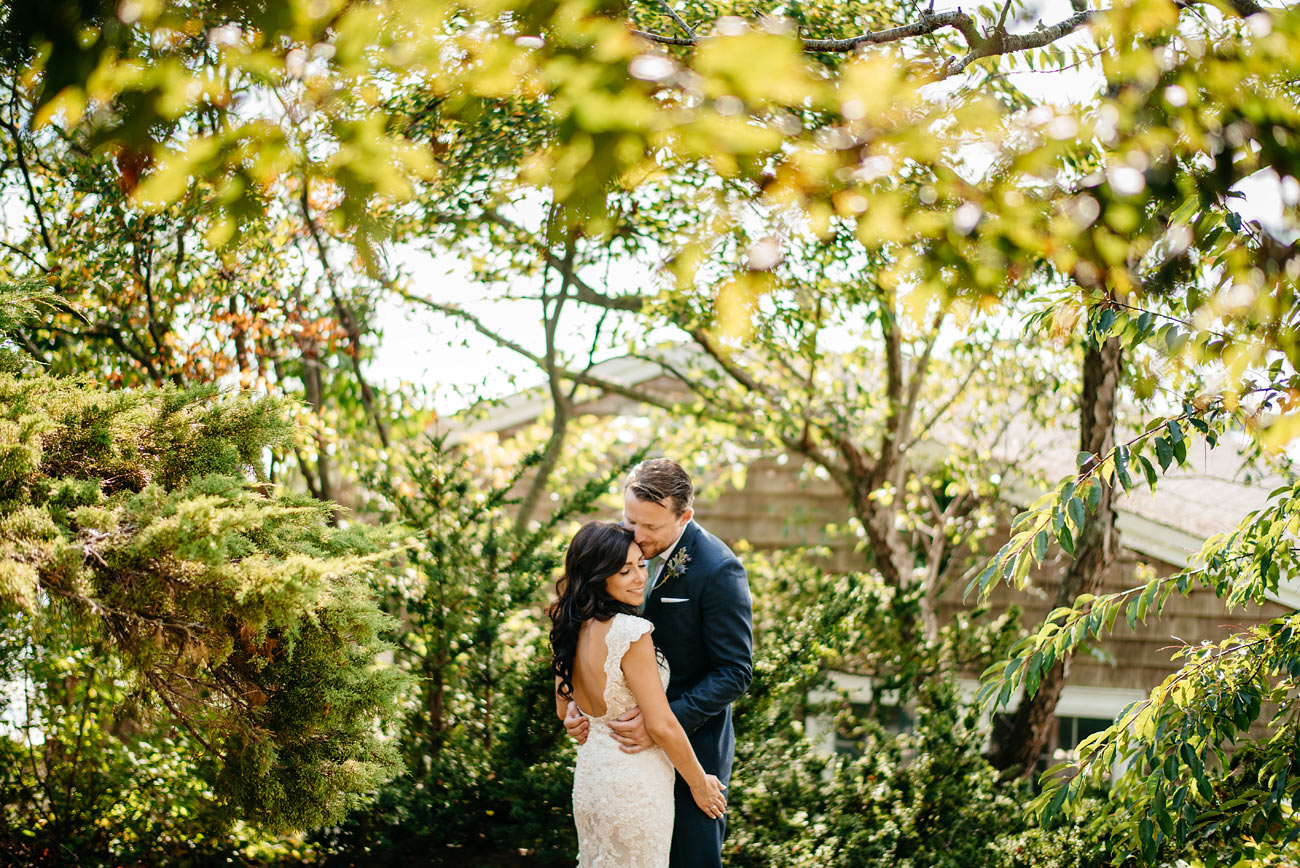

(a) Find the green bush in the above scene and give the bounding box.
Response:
[0,371,408,866]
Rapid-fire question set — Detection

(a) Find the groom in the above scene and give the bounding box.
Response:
[564,458,754,868]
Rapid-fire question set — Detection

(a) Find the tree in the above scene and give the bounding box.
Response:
[0,289,408,864]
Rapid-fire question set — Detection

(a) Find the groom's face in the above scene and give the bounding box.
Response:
[622,491,692,559]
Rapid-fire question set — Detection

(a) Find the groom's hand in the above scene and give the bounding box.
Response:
[608,708,655,753]
[563,701,589,745]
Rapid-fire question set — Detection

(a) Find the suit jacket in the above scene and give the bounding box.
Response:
[643,520,754,766]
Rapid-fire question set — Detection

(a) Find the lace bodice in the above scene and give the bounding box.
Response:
[571,613,674,867]
[580,613,669,723]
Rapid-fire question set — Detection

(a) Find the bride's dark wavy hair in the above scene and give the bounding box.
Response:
[548,520,640,702]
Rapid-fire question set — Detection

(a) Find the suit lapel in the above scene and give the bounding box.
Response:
[648,520,699,607]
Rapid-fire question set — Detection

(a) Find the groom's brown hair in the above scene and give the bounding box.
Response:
[625,458,694,515]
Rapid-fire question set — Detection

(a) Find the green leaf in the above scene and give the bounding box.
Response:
[1067,496,1086,533]
[1085,479,1102,513]
[968,562,997,598]
[1155,436,1173,471]
[1194,766,1214,801]
[1097,307,1118,337]
[1043,780,1070,820]
[1059,525,1075,557]
[1012,548,1034,588]
[1033,529,1050,564]
[1116,449,1134,492]
[1136,584,1153,622]
[1140,455,1158,488]
[1026,651,1043,696]
[1156,801,1175,838]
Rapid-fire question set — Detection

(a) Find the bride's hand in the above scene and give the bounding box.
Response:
[690,774,727,819]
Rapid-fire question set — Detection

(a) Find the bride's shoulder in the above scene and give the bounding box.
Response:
[613,612,654,639]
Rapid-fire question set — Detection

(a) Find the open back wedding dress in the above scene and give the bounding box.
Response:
[572,613,675,867]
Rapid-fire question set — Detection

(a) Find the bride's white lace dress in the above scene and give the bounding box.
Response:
[572,613,674,867]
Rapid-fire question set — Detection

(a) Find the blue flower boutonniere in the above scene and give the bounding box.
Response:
[649,547,691,597]
[662,548,690,583]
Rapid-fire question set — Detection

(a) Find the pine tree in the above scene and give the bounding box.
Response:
[0,288,409,862]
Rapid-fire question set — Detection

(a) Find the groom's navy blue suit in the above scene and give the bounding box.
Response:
[642,520,753,868]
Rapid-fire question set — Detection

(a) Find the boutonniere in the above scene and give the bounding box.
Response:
[650,548,691,595]
[662,548,691,582]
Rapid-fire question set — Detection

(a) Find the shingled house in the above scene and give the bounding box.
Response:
[459,352,1297,765]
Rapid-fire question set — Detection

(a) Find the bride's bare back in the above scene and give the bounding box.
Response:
[572,618,615,718]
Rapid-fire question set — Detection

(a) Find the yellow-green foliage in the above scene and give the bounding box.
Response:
[0,371,408,843]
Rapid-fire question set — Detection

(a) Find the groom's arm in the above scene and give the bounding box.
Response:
[557,676,590,744]
[668,557,753,733]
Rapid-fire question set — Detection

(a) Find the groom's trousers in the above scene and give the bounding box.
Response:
[668,708,733,868]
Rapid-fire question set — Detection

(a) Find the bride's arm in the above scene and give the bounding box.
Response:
[623,635,727,819]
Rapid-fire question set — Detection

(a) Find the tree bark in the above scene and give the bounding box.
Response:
[987,334,1122,777]
[299,351,336,513]
[230,295,250,382]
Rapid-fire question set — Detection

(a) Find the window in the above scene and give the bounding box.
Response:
[832,701,915,758]
[1056,715,1113,758]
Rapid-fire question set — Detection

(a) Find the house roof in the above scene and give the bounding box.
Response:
[462,352,1299,610]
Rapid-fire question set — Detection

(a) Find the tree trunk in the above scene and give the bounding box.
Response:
[300,351,336,510]
[230,295,250,382]
[988,334,1122,777]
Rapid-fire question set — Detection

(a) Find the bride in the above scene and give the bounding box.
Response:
[549,521,727,867]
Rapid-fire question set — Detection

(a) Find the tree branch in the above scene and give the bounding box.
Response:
[400,289,545,367]
[0,239,52,272]
[947,11,1097,76]
[47,321,165,384]
[12,330,49,365]
[480,208,648,311]
[657,0,696,39]
[876,300,906,492]
[0,101,54,256]
[1218,0,1264,16]
[631,7,1112,80]
[898,309,946,452]
[132,217,183,386]
[635,9,985,52]
[145,672,217,755]
[515,227,576,529]
[301,192,391,449]
[903,345,991,452]
[687,328,781,401]
[995,0,1016,34]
